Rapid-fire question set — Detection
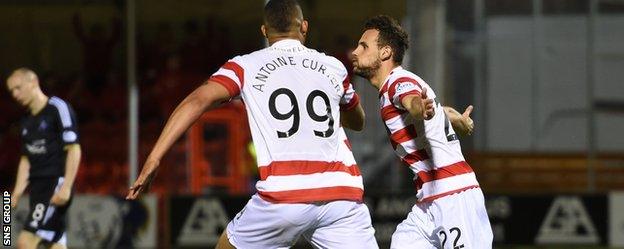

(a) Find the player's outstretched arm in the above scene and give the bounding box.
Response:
[11,156,30,209]
[401,88,434,120]
[126,81,231,200]
[341,103,365,131]
[444,105,474,136]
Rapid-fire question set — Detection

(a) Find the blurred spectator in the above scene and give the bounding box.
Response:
[151,53,202,119]
[139,22,177,85]
[202,18,232,74]
[0,84,23,190]
[179,19,207,74]
[72,13,121,96]
[0,124,20,191]
[97,72,126,122]
[39,72,65,99]
[331,35,355,79]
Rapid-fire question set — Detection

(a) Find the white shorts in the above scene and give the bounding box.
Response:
[226,194,378,249]
[391,187,493,249]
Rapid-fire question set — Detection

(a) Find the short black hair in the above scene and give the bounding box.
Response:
[264,0,302,33]
[364,15,409,64]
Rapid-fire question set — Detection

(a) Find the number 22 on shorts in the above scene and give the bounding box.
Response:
[439,227,464,249]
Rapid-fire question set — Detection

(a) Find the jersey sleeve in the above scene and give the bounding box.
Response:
[49,97,80,146]
[387,77,423,110]
[339,73,360,111]
[331,56,360,111]
[209,57,245,99]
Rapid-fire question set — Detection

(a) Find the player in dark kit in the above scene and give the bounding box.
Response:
[6,68,81,249]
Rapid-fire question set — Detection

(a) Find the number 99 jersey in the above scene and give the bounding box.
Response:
[209,39,363,204]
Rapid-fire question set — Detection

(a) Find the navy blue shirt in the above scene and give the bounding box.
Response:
[20,96,79,179]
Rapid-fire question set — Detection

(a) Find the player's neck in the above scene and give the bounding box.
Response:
[370,63,399,90]
[29,92,48,115]
[267,33,304,46]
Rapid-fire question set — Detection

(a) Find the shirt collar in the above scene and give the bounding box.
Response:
[270,39,305,50]
[380,66,403,93]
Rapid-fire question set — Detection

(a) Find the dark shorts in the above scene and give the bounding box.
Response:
[24,177,71,244]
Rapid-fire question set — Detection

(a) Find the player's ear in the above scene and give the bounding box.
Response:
[381,46,392,61]
[261,25,268,38]
[26,78,37,90]
[300,20,308,36]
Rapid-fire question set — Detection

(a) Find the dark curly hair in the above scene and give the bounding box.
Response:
[364,15,409,64]
[264,0,302,33]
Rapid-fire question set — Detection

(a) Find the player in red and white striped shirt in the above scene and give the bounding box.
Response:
[127,1,378,248]
[352,15,492,248]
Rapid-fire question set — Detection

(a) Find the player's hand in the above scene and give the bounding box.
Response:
[10,194,20,209]
[421,88,435,120]
[460,105,474,135]
[447,105,474,136]
[50,186,71,206]
[126,160,159,200]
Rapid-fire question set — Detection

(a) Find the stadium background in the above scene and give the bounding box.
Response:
[0,0,623,248]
